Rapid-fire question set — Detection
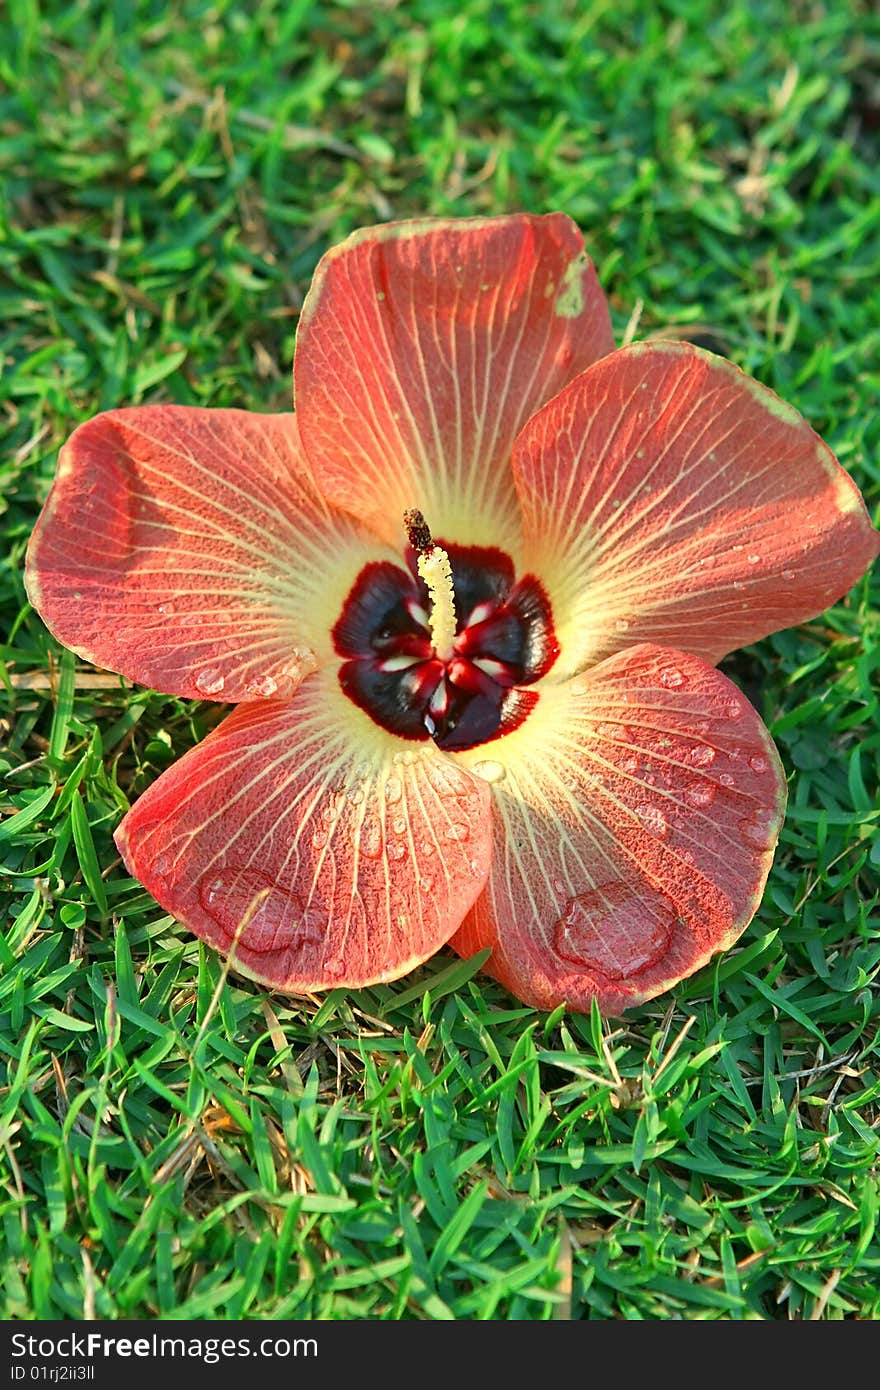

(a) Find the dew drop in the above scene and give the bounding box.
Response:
[347,786,365,806]
[749,754,768,773]
[419,839,436,857]
[614,618,630,632]
[157,599,176,616]
[747,553,761,565]
[635,803,669,838]
[310,830,328,850]
[553,883,675,978]
[392,815,408,835]
[685,780,717,808]
[245,673,278,698]
[352,819,383,858]
[384,777,403,805]
[472,759,507,784]
[782,569,796,581]
[445,823,469,842]
[719,772,735,787]
[428,763,468,799]
[197,869,327,954]
[722,698,743,721]
[659,667,686,689]
[194,667,225,696]
[153,853,171,877]
[322,955,345,977]
[388,840,407,861]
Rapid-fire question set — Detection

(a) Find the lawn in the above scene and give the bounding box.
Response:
[1,0,879,1320]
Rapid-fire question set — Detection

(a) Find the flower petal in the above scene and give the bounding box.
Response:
[25,407,386,701]
[294,214,614,552]
[452,643,786,1015]
[115,669,493,991]
[514,342,880,673]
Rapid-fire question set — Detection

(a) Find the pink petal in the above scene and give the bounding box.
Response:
[294,214,614,551]
[25,408,382,701]
[514,342,880,672]
[452,643,786,1015]
[115,670,493,991]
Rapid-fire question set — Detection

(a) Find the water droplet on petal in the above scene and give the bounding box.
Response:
[445,823,469,842]
[472,759,506,784]
[719,773,735,787]
[782,569,796,581]
[722,699,743,721]
[157,599,176,615]
[388,840,407,861]
[749,755,768,773]
[310,830,328,850]
[153,853,171,877]
[194,667,225,695]
[747,553,761,565]
[322,955,345,977]
[685,780,717,808]
[635,803,669,838]
[688,744,716,768]
[384,777,403,804]
[198,869,327,954]
[428,762,469,799]
[614,618,630,632]
[352,819,383,858]
[553,883,675,978]
[392,815,407,835]
[659,667,686,689]
[245,673,278,697]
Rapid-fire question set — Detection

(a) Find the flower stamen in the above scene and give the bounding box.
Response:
[404,509,458,662]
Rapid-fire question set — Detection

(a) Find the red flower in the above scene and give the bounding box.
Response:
[26,214,879,1014]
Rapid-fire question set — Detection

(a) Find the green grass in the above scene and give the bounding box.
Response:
[2,0,879,1320]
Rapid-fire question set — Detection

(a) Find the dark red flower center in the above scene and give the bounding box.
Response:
[332,541,558,751]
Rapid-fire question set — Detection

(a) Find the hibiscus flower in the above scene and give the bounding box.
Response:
[25,214,878,1014]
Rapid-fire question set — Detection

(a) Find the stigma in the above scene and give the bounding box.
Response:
[404,509,458,662]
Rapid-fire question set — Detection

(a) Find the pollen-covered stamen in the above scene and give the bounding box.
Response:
[404,508,458,662]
